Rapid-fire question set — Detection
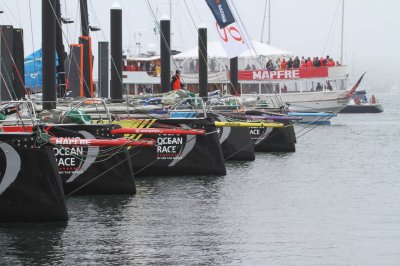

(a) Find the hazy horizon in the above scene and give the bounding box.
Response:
[0,0,399,91]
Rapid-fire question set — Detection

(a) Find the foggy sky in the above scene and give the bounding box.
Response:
[0,0,399,91]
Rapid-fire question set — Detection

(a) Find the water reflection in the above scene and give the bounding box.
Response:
[0,223,67,265]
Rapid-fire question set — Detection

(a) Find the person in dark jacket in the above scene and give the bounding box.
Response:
[293,56,300,68]
[266,59,275,71]
[287,58,294,69]
[313,57,321,67]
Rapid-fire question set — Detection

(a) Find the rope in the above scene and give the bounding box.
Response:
[65,147,144,197]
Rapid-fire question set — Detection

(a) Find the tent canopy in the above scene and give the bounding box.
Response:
[173,40,292,60]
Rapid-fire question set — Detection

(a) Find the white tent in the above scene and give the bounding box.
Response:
[173,40,292,60]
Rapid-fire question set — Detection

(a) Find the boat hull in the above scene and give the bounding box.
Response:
[250,124,296,152]
[208,112,255,161]
[245,110,297,152]
[339,103,384,113]
[115,118,226,176]
[288,112,337,125]
[243,91,349,113]
[46,125,136,195]
[0,134,68,223]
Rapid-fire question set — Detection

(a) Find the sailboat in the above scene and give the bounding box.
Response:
[339,90,384,113]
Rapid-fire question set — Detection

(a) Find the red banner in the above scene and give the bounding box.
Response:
[238,67,329,81]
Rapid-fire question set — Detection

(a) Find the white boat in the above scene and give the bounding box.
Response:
[120,41,356,113]
[239,65,351,113]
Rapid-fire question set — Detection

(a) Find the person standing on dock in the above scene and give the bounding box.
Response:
[171,70,185,90]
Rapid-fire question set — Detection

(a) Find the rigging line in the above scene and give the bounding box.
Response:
[295,118,332,139]
[224,125,290,160]
[182,0,245,95]
[46,0,94,99]
[189,0,202,23]
[16,0,23,28]
[0,72,15,99]
[230,1,262,68]
[1,59,17,99]
[322,0,341,56]
[87,0,108,42]
[121,0,133,54]
[87,0,124,92]
[174,1,186,51]
[261,0,268,42]
[230,0,284,107]
[65,131,198,197]
[65,148,144,197]
[291,113,334,136]
[87,0,127,96]
[0,2,21,28]
[60,0,75,47]
[0,30,29,97]
[73,0,80,44]
[28,0,37,93]
[182,0,228,94]
[58,0,80,84]
[145,0,181,81]
[48,0,100,100]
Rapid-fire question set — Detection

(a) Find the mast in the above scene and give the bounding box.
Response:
[42,0,57,110]
[340,0,344,64]
[198,25,208,100]
[268,0,271,44]
[160,16,171,93]
[110,3,123,101]
[230,57,238,95]
[79,0,94,97]
[55,0,66,98]
[260,0,267,42]
[80,0,89,37]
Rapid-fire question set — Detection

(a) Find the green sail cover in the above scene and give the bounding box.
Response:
[66,110,92,124]
[0,113,6,120]
[36,109,92,124]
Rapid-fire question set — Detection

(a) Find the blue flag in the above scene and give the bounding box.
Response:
[205,0,235,28]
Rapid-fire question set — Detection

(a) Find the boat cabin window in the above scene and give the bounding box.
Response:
[261,83,275,94]
[323,80,337,91]
[242,83,260,94]
[281,82,297,93]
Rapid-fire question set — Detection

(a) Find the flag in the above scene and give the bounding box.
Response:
[346,72,366,98]
[216,21,248,59]
[205,0,235,29]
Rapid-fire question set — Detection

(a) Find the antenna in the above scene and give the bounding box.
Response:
[132,29,146,54]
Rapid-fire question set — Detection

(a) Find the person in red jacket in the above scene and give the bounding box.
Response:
[306,57,313,68]
[281,58,287,70]
[326,59,335,67]
[320,57,325,66]
[370,94,377,104]
[171,70,184,90]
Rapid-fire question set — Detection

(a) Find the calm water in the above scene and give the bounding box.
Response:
[1,92,400,265]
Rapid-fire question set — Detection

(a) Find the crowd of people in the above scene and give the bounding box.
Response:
[245,55,340,71]
[123,61,161,76]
